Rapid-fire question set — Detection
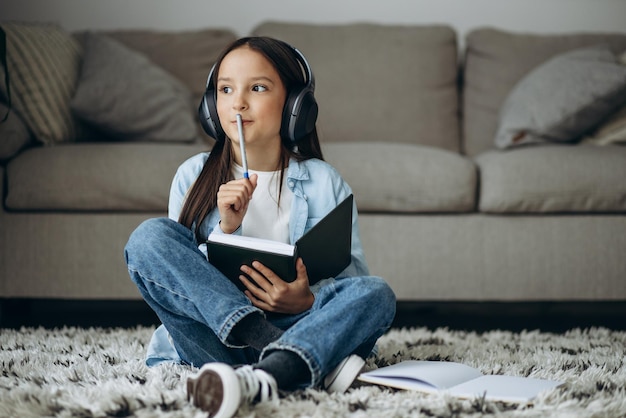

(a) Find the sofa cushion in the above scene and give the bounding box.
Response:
[253,22,461,152]
[0,22,82,144]
[5,143,207,211]
[0,101,33,162]
[463,28,626,156]
[495,46,626,149]
[477,145,626,213]
[324,142,477,212]
[70,33,197,143]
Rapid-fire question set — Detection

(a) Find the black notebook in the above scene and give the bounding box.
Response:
[207,194,353,290]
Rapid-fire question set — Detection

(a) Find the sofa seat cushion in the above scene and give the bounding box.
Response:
[477,145,626,213]
[6,143,207,211]
[324,142,477,213]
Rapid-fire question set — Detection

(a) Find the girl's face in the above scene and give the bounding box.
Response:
[216,46,287,154]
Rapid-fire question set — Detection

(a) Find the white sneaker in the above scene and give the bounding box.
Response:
[323,355,365,393]
[187,363,278,418]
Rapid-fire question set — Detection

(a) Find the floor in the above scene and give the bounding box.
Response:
[1,299,625,332]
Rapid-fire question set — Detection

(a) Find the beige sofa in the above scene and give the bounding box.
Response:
[1,21,625,318]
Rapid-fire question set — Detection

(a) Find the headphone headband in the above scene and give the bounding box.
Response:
[198,40,318,144]
[292,47,315,91]
[203,45,315,95]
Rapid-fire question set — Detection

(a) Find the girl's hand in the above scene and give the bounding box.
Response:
[216,174,258,234]
[239,258,314,314]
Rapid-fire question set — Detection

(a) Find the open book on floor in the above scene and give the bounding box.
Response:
[358,360,563,403]
[207,194,353,291]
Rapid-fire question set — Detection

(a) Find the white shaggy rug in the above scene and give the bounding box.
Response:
[1,326,625,417]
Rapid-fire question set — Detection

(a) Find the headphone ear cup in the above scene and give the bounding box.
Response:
[198,88,224,142]
[294,91,318,141]
[282,87,318,143]
[198,62,225,142]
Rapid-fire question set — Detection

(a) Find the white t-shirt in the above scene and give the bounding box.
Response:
[231,163,293,244]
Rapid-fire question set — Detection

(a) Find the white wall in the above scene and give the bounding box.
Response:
[1,0,625,41]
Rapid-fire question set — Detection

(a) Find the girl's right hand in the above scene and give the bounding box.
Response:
[216,174,258,234]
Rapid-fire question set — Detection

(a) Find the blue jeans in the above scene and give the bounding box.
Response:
[124,217,396,387]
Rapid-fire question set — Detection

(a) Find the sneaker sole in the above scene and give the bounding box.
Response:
[187,363,241,418]
[326,355,365,393]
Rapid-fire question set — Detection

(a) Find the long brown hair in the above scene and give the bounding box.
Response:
[178,37,324,241]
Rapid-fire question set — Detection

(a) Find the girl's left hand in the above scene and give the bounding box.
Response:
[239,258,314,314]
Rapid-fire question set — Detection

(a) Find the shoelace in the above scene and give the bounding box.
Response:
[235,366,279,405]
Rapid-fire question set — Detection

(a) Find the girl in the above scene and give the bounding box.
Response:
[124,36,396,418]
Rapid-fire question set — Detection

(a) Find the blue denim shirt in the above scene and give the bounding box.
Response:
[146,152,370,365]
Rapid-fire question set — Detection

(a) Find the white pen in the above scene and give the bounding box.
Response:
[235,114,249,179]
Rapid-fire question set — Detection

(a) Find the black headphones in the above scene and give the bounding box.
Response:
[198,42,318,144]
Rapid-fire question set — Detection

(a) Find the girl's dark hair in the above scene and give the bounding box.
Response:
[178,37,324,241]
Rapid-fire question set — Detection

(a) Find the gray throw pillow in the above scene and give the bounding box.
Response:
[495,46,626,149]
[71,32,197,142]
